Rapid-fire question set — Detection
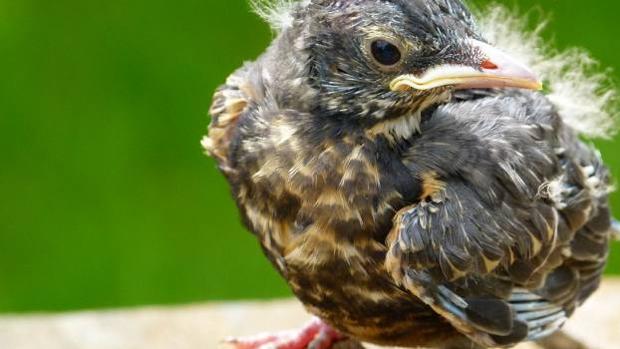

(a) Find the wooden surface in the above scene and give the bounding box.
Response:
[0,279,618,349]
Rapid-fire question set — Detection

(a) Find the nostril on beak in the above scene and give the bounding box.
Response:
[481,60,498,70]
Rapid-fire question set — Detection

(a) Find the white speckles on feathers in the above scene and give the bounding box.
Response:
[476,5,617,138]
[537,176,569,210]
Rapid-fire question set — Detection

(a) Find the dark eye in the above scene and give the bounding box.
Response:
[370,39,402,66]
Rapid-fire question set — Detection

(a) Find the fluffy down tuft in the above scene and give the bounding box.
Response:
[475,5,617,138]
[250,0,304,31]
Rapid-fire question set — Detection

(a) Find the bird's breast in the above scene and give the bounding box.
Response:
[235,131,416,262]
[231,129,456,345]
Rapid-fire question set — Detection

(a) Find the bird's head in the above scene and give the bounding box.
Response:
[262,0,542,134]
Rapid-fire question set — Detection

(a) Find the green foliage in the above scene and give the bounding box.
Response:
[0,0,617,312]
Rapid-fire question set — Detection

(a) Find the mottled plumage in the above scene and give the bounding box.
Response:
[203,1,616,348]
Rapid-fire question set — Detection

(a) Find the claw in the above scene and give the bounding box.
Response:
[224,317,344,349]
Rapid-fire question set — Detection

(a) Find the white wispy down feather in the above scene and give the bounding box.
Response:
[251,1,618,138]
[476,5,617,138]
[250,0,302,31]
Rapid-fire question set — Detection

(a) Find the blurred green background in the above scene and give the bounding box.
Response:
[0,0,618,313]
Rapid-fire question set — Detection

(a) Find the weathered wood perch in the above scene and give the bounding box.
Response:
[0,279,618,349]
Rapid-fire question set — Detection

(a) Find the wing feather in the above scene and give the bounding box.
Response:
[203,66,254,173]
[385,91,613,347]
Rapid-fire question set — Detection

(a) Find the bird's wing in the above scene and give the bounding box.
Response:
[385,91,613,347]
[385,179,566,347]
[203,65,255,173]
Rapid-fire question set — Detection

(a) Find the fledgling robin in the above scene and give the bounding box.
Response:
[203,1,618,348]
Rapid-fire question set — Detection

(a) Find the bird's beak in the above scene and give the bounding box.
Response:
[390,39,542,92]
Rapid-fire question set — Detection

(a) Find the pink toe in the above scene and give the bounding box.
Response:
[224,318,344,349]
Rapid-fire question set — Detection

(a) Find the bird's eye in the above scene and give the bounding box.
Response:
[370,39,402,67]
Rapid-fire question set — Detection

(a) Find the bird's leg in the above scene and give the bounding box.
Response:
[225,317,345,349]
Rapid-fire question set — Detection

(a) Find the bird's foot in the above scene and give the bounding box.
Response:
[224,317,344,349]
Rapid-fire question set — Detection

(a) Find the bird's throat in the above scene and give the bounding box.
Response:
[365,91,451,144]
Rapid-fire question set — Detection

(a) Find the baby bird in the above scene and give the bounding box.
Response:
[203,0,616,348]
